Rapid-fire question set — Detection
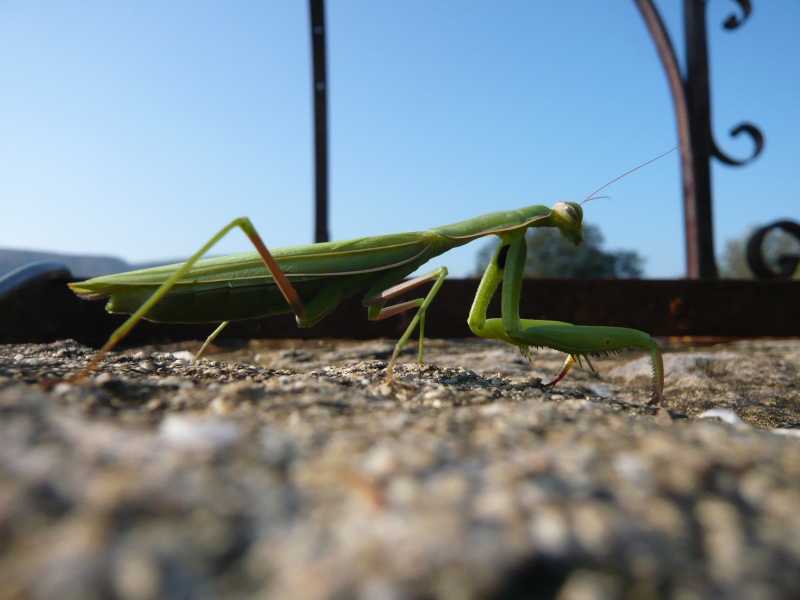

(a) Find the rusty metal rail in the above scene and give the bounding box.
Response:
[2,274,798,347]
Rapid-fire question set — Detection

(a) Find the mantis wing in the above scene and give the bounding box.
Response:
[69,231,444,324]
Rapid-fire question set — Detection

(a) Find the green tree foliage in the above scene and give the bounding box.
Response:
[719,226,800,279]
[472,223,644,278]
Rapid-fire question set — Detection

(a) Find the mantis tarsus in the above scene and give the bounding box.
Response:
[68,152,672,405]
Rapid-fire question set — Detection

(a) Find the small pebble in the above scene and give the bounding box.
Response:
[699,408,746,426]
[771,428,800,438]
[159,415,241,452]
[94,372,113,385]
[51,382,75,396]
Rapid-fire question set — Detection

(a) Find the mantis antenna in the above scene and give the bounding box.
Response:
[581,195,611,204]
[580,146,677,205]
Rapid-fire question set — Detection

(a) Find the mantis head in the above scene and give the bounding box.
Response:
[551,201,584,246]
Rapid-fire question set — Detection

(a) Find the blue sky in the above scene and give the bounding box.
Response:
[1,2,798,278]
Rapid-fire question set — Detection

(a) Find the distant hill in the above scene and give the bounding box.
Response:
[0,248,134,279]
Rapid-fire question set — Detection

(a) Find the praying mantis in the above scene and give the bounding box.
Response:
[68,152,672,405]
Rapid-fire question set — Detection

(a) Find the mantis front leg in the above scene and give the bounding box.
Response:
[468,235,664,406]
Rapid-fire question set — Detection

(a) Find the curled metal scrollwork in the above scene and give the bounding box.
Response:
[721,0,752,30]
[711,1,763,167]
[746,221,800,279]
[712,122,765,166]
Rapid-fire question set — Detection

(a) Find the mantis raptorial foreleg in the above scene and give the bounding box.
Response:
[468,233,664,405]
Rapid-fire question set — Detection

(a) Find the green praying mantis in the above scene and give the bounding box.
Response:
[68,151,672,405]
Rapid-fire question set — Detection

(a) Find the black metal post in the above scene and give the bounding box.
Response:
[683,0,718,278]
[309,0,329,243]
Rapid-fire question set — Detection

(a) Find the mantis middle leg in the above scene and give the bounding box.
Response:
[191,266,448,381]
[363,267,448,382]
[468,235,664,405]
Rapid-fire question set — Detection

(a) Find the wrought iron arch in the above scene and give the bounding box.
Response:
[635,0,764,279]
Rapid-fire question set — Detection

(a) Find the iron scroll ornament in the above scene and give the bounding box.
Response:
[722,0,753,29]
[746,221,800,279]
[712,122,764,166]
[721,0,751,30]
[711,0,764,167]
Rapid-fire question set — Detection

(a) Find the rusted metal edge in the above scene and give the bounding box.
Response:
[1,275,798,346]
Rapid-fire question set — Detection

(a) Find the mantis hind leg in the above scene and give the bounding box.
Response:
[363,267,448,382]
[69,217,307,382]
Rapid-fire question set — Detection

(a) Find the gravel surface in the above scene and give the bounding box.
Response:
[1,337,799,599]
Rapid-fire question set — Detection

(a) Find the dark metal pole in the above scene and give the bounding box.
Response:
[309,0,329,243]
[683,0,717,278]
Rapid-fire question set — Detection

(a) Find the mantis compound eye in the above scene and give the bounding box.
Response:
[550,202,584,247]
[554,202,582,224]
